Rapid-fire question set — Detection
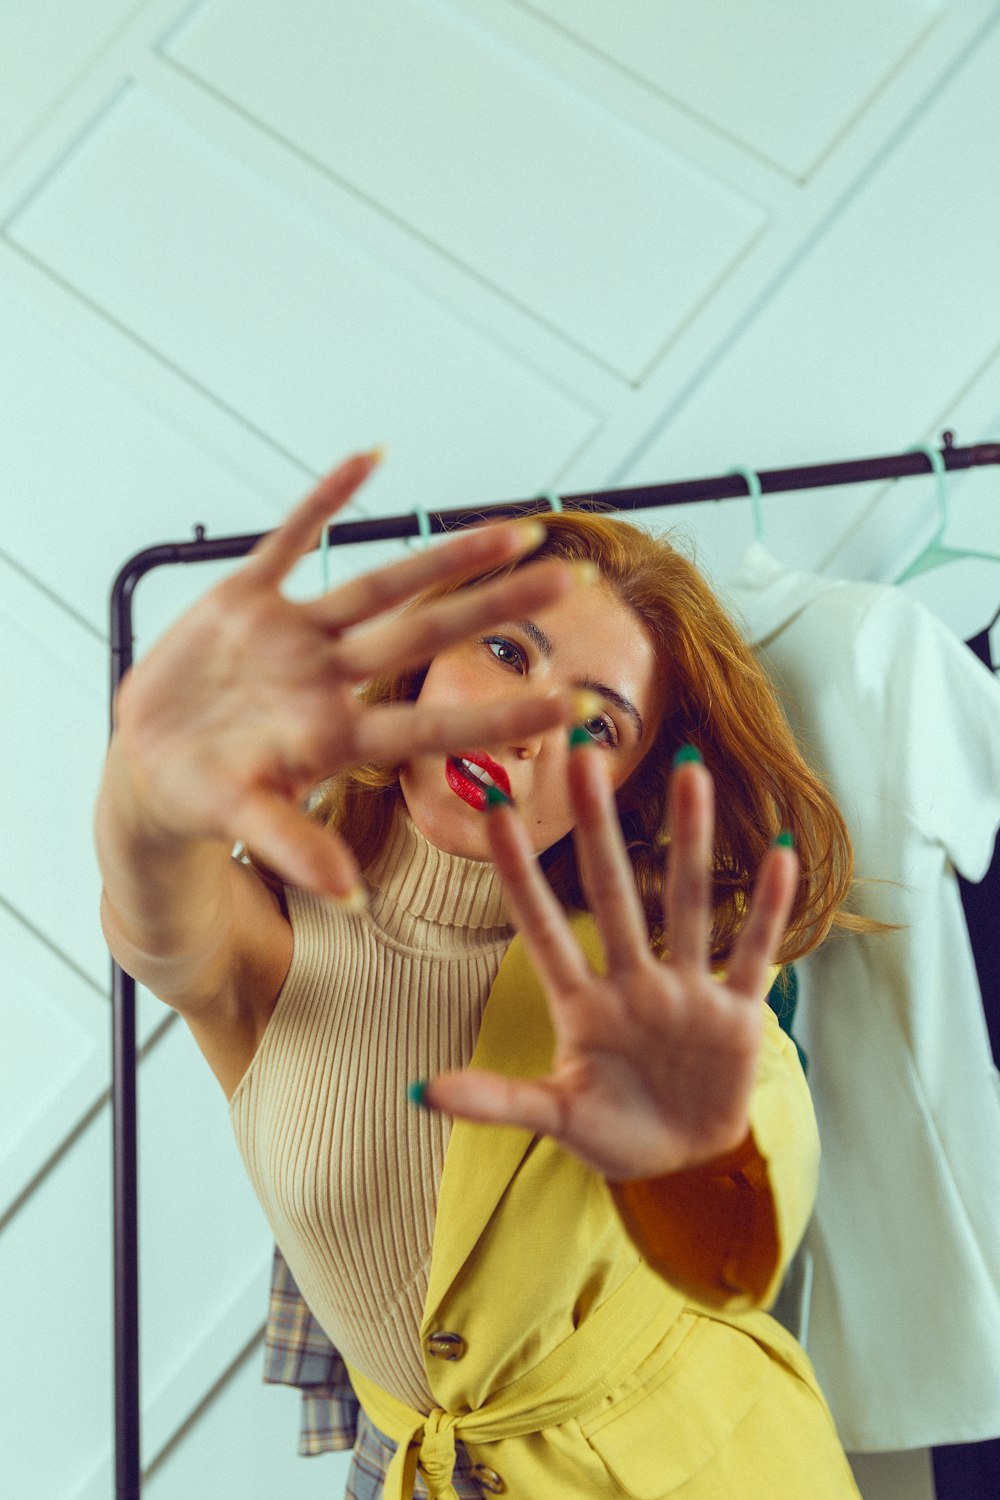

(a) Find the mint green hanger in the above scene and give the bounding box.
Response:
[894,442,1000,583]
[400,502,432,559]
[730,467,765,544]
[320,520,331,590]
[413,502,432,547]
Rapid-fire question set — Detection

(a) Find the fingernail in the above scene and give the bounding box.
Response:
[407,1080,431,1109]
[568,724,592,750]
[569,560,599,586]
[773,829,795,848]
[366,445,387,465]
[484,783,513,810]
[514,519,547,551]
[672,744,703,767]
[572,688,603,720]
[328,884,368,912]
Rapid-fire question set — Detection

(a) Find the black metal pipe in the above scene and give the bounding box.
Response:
[112,962,140,1500]
[109,570,141,1500]
[109,436,1000,1497]
[111,440,1000,575]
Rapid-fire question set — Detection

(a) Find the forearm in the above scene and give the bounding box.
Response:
[95,734,236,991]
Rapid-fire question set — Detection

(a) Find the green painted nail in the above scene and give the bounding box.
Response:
[484,783,512,809]
[408,1080,430,1108]
[672,744,703,767]
[774,829,795,848]
[568,725,591,749]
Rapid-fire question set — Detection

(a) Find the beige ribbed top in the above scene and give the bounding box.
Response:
[230,808,513,1412]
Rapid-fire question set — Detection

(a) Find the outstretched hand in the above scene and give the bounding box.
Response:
[112,452,583,902]
[424,742,798,1181]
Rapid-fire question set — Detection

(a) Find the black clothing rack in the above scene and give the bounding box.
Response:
[109,434,1000,1498]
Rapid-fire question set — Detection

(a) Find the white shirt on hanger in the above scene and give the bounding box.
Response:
[725,543,1000,1452]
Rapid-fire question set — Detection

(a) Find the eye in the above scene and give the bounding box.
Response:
[482,636,526,671]
[580,712,618,748]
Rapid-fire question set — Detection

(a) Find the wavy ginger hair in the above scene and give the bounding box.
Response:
[310,511,860,965]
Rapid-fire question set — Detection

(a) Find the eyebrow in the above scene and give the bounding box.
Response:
[517,618,645,741]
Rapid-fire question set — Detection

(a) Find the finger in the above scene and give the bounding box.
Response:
[483,800,592,998]
[234,790,364,903]
[663,756,714,968]
[422,1068,567,1139]
[311,517,550,632]
[566,739,651,971]
[352,690,577,764]
[725,843,799,1000]
[246,451,382,586]
[334,556,586,681]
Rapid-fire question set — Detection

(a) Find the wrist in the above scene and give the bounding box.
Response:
[612,1131,757,1190]
[96,736,234,936]
[101,733,221,851]
[685,1131,757,1179]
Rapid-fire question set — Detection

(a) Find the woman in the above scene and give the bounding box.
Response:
[96,451,862,1498]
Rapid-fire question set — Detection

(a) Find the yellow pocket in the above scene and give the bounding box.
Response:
[581,1317,769,1499]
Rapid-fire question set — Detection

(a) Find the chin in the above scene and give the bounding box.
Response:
[399,783,491,861]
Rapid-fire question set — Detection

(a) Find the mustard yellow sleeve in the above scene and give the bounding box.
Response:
[608,1003,819,1311]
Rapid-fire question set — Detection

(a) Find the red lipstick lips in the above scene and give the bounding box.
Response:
[445,751,512,810]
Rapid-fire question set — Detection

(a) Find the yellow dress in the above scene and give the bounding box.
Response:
[347,914,861,1499]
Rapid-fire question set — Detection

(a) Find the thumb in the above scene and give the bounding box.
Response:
[415,1069,567,1137]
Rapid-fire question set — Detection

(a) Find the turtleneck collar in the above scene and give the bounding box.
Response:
[364,807,511,941]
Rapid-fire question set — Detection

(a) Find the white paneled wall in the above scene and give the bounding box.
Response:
[7,83,597,494]
[522,0,944,179]
[621,6,1000,581]
[0,0,138,169]
[162,0,766,380]
[2,2,998,1497]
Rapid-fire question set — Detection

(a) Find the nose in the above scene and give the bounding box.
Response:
[512,732,544,761]
[511,716,568,760]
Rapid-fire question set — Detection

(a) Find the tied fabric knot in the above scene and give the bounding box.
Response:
[418,1408,460,1499]
[345,1198,687,1498]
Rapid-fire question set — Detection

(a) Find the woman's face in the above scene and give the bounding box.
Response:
[399,579,666,860]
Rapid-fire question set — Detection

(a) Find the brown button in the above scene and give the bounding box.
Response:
[470,1464,506,1493]
[427,1330,466,1360]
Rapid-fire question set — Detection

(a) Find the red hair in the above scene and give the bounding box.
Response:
[307,512,865,965]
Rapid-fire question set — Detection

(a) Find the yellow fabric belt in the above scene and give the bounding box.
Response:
[345,1264,682,1500]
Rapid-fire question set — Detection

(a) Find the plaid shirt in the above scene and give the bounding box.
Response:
[263,1246,358,1456]
[263,1249,485,1496]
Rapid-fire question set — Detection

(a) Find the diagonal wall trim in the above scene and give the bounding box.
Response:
[506,0,805,183]
[141,1322,265,1483]
[0,1074,109,1233]
[140,1249,273,1471]
[0,543,105,641]
[67,1248,273,1500]
[606,0,1000,487]
[0,0,149,174]
[0,236,319,480]
[605,0,1000,489]
[819,336,1000,579]
[508,0,945,184]
[158,50,661,386]
[0,889,107,996]
[0,81,131,234]
[0,1010,175,1233]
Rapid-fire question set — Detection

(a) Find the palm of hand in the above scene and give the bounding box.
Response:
[112,453,581,899]
[539,965,765,1179]
[119,580,363,835]
[428,749,796,1182]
